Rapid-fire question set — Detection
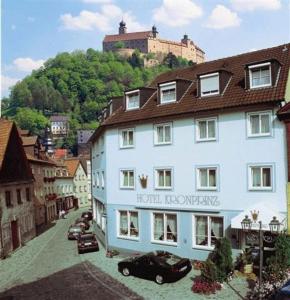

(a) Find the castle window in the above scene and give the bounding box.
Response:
[200,73,219,97]
[126,90,140,110]
[160,82,176,104]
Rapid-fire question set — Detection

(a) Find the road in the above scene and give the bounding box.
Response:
[0,209,142,300]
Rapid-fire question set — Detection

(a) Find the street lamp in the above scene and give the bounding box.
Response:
[241,215,281,300]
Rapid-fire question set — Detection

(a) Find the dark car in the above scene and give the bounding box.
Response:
[67,225,84,240]
[75,218,90,230]
[118,251,192,284]
[77,233,99,254]
[81,211,93,221]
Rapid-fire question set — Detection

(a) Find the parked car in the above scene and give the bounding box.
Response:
[276,279,290,300]
[67,225,84,240]
[81,211,93,221]
[118,251,192,284]
[75,218,90,230]
[77,233,99,254]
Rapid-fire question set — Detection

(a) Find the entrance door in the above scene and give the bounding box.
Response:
[11,220,19,250]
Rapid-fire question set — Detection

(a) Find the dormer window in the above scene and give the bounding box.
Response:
[126,90,140,110]
[160,82,176,104]
[200,73,219,97]
[249,62,271,89]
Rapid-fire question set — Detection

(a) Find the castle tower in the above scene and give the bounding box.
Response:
[181,34,190,45]
[152,25,158,38]
[119,20,127,34]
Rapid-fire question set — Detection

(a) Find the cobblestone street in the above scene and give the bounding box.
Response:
[0,209,249,300]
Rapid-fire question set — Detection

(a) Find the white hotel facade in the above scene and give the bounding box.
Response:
[91,44,290,260]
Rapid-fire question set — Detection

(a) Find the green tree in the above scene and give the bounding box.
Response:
[10,80,32,108]
[114,41,125,49]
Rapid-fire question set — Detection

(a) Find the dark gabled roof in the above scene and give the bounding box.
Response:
[90,43,290,143]
[50,115,69,122]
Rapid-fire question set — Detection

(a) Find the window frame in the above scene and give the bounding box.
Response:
[101,171,105,189]
[195,117,218,142]
[154,167,173,190]
[249,62,272,89]
[96,172,100,188]
[5,191,12,208]
[17,189,22,204]
[151,211,178,245]
[192,214,224,250]
[248,164,273,191]
[196,166,218,191]
[125,90,140,110]
[247,110,272,138]
[117,210,139,240]
[200,72,220,97]
[120,169,135,189]
[119,128,135,149]
[159,81,177,104]
[154,122,173,145]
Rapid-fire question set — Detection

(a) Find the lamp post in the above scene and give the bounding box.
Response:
[241,216,280,300]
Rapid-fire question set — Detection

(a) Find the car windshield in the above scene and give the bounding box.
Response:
[80,235,94,241]
[69,227,82,232]
[151,251,182,266]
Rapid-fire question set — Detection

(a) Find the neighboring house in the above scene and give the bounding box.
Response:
[21,135,42,158]
[90,44,290,259]
[103,21,205,64]
[54,161,75,213]
[64,159,89,208]
[80,156,92,205]
[0,119,36,258]
[54,149,68,160]
[77,130,94,156]
[50,115,69,137]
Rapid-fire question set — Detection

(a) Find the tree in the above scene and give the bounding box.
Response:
[13,108,49,135]
[10,81,32,108]
[114,41,125,49]
[163,53,180,69]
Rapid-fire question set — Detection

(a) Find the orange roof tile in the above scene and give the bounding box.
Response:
[103,31,151,42]
[22,136,38,146]
[63,159,80,177]
[0,119,13,170]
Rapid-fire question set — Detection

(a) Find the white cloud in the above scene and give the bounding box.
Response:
[153,0,202,27]
[1,75,19,97]
[60,4,146,32]
[231,0,281,11]
[13,57,45,72]
[206,5,241,29]
[82,0,112,3]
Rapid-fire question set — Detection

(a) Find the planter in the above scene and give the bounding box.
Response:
[242,263,253,274]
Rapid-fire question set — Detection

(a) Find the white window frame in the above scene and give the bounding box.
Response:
[193,214,224,250]
[151,212,178,245]
[160,82,176,104]
[196,167,218,191]
[249,62,272,89]
[154,168,173,190]
[247,110,272,137]
[117,210,139,240]
[126,90,140,110]
[200,72,219,97]
[248,164,273,191]
[154,122,172,145]
[96,172,100,188]
[101,171,105,189]
[119,128,135,149]
[196,117,217,142]
[120,169,135,189]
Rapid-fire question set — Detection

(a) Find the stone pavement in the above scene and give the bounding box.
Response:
[0,209,249,300]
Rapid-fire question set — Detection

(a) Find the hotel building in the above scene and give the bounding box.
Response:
[91,44,290,260]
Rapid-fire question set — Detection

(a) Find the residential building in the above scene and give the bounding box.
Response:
[90,44,290,259]
[103,21,205,64]
[0,119,36,258]
[64,159,89,208]
[50,115,69,137]
[79,155,92,205]
[77,130,94,156]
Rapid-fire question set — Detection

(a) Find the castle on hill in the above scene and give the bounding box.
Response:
[103,21,205,64]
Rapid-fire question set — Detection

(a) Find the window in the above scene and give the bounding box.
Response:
[152,213,177,244]
[96,172,100,188]
[101,171,105,189]
[200,73,219,97]
[160,82,176,104]
[154,123,172,145]
[118,211,139,239]
[196,118,217,141]
[249,63,271,89]
[247,111,272,137]
[126,91,140,110]
[5,191,12,208]
[194,215,224,248]
[120,128,134,148]
[79,186,82,192]
[155,168,172,189]
[17,189,22,204]
[249,165,272,190]
[120,170,135,189]
[197,167,217,190]
[96,201,106,232]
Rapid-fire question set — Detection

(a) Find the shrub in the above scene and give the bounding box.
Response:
[192,277,221,295]
[201,258,218,283]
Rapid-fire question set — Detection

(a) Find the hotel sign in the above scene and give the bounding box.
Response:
[136,194,220,208]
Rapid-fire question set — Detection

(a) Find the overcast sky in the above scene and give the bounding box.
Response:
[2,0,290,97]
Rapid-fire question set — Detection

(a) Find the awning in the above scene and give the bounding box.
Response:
[231,202,286,231]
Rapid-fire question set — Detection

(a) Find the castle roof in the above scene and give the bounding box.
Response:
[103,31,152,43]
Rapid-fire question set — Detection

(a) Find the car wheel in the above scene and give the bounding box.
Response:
[155,274,164,285]
[121,267,130,276]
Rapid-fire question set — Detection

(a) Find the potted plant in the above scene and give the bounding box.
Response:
[236,248,253,274]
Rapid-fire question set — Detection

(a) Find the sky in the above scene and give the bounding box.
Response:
[1,0,290,97]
